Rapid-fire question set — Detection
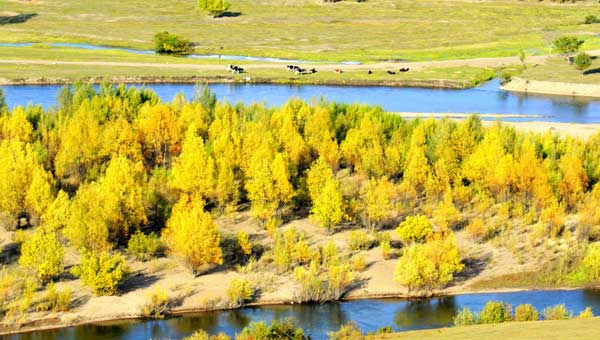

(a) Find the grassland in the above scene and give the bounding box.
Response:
[519,56,600,84]
[0,46,498,87]
[379,318,600,340]
[2,0,600,62]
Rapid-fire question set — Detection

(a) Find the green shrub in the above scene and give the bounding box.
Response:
[140,287,171,318]
[578,306,594,319]
[351,253,366,272]
[574,52,592,72]
[552,36,584,56]
[226,278,254,307]
[347,230,371,251]
[454,307,477,326]
[153,32,192,55]
[236,319,310,340]
[72,251,128,296]
[395,215,432,244]
[514,304,539,321]
[198,0,232,18]
[128,231,162,261]
[479,301,511,324]
[543,304,572,320]
[585,15,600,24]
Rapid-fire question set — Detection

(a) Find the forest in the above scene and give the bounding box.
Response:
[0,83,600,323]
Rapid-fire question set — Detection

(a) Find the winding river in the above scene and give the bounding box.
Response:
[9,289,600,340]
[3,80,600,123]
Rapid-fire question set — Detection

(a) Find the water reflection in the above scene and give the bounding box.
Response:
[394,297,457,330]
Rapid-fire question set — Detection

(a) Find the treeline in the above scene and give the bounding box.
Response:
[2,83,600,314]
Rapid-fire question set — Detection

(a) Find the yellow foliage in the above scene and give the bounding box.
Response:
[162,194,223,274]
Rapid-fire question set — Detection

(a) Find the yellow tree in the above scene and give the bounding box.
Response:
[559,154,588,210]
[64,184,111,251]
[433,187,460,231]
[359,176,395,231]
[306,157,334,202]
[402,125,430,196]
[97,156,148,242]
[136,104,182,167]
[54,107,102,186]
[170,125,215,199]
[19,227,64,282]
[340,116,385,177]
[303,106,340,169]
[311,177,344,233]
[245,145,295,224]
[0,106,33,143]
[162,194,223,275]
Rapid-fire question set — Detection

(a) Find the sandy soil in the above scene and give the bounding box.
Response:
[502,77,600,98]
[0,212,554,336]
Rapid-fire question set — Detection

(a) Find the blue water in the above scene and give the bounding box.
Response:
[0,42,360,64]
[3,80,600,123]
[10,289,600,340]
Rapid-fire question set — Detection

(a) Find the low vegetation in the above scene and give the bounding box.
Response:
[153,32,192,55]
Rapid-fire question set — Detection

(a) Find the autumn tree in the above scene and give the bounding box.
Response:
[358,176,395,231]
[394,233,463,291]
[245,145,295,225]
[19,227,64,282]
[170,125,215,199]
[162,194,223,274]
[395,215,433,244]
[559,154,588,210]
[311,176,345,233]
[401,125,430,196]
[137,104,181,167]
[73,251,127,296]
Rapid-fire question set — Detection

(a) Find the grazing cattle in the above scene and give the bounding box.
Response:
[399,67,410,72]
[295,68,306,75]
[387,70,396,75]
[309,68,317,74]
[367,70,373,74]
[335,68,343,74]
[226,64,245,74]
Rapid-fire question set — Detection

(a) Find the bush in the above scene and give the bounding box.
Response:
[454,307,476,326]
[140,287,171,318]
[236,319,310,340]
[198,0,232,18]
[395,215,432,244]
[393,233,463,292]
[328,322,363,340]
[36,282,71,312]
[184,330,231,340]
[466,218,491,242]
[237,230,252,256]
[582,243,600,281]
[574,52,592,72]
[514,304,539,321]
[347,230,371,251]
[153,32,192,55]
[543,304,571,320]
[351,253,366,272]
[578,306,594,319]
[128,231,161,261]
[585,15,600,24]
[72,251,127,296]
[226,278,254,307]
[380,239,392,259]
[552,36,584,56]
[18,228,64,282]
[479,301,511,324]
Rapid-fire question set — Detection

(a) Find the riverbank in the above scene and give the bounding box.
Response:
[0,215,592,337]
[502,77,600,98]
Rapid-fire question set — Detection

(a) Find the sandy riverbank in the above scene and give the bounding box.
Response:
[502,77,600,98]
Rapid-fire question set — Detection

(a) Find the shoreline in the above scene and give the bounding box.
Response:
[502,77,600,99]
[0,75,474,89]
[1,284,594,336]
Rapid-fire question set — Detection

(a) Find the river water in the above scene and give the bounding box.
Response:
[2,80,600,123]
[9,289,600,340]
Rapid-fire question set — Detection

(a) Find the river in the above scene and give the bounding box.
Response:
[9,289,600,340]
[2,80,600,123]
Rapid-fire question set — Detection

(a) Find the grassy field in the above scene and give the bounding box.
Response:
[2,0,600,62]
[379,318,600,340]
[0,46,498,87]
[519,56,600,84]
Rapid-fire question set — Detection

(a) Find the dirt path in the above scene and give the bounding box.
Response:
[2,50,600,71]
